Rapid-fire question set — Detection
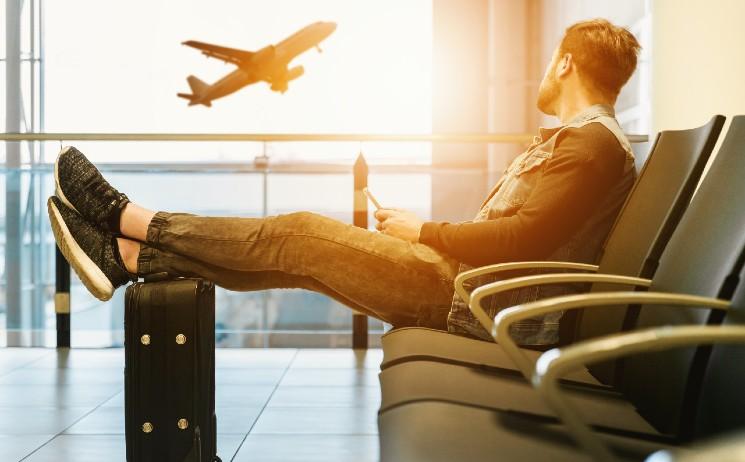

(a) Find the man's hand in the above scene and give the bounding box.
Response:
[374,208,424,243]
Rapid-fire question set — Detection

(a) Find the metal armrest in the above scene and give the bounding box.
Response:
[454,261,599,304]
[493,291,729,380]
[533,325,745,462]
[646,430,745,462]
[467,273,651,339]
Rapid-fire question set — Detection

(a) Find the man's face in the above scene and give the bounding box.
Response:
[536,48,562,115]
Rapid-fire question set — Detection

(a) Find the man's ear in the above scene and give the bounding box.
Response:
[557,53,573,78]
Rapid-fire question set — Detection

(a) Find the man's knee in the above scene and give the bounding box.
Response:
[283,211,321,225]
[278,211,332,234]
[285,211,319,221]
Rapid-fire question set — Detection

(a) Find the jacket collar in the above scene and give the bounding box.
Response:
[537,104,616,141]
[568,103,616,124]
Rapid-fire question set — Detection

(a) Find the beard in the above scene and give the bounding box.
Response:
[536,73,560,115]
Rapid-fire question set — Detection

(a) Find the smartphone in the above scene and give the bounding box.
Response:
[363,187,382,210]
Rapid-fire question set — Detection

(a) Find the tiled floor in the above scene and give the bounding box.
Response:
[0,347,382,461]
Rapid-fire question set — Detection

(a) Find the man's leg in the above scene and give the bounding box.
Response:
[125,207,459,327]
[51,146,458,323]
[136,244,387,320]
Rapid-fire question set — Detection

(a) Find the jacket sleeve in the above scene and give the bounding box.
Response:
[418,124,627,267]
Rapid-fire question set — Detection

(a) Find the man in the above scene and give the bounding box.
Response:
[48,19,640,346]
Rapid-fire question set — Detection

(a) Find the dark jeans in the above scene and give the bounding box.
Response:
[136,211,460,328]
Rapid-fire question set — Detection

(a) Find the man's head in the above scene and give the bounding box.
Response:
[537,19,641,117]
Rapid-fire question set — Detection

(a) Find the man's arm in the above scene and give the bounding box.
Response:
[418,124,628,267]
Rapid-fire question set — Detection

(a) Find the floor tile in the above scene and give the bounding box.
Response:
[100,391,124,407]
[216,349,297,369]
[23,435,125,462]
[60,383,277,411]
[0,407,92,435]
[251,407,378,435]
[218,434,248,461]
[216,368,285,386]
[268,386,380,408]
[64,406,262,436]
[102,387,276,410]
[0,367,123,385]
[291,349,383,369]
[0,348,53,360]
[233,434,379,462]
[63,407,124,435]
[279,368,379,387]
[0,349,53,376]
[216,385,276,408]
[0,347,384,461]
[27,349,124,369]
[0,384,121,407]
[22,433,240,462]
[217,407,263,435]
[0,434,55,461]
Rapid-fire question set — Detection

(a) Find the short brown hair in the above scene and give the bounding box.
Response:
[559,19,641,100]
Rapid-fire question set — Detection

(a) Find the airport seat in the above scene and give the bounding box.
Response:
[379,301,745,462]
[380,400,669,461]
[380,116,725,382]
[378,116,745,459]
[525,269,745,460]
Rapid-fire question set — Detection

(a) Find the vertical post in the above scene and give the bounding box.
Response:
[55,246,71,348]
[30,0,43,345]
[259,143,269,348]
[352,153,369,349]
[6,0,23,346]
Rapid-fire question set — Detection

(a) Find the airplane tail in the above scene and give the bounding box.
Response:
[177,75,212,107]
[186,75,209,95]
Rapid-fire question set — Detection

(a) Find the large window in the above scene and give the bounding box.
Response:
[43,0,432,163]
[2,0,434,347]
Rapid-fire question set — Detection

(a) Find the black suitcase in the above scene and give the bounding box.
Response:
[124,277,220,462]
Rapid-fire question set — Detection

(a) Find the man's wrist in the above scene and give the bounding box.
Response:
[417,222,436,244]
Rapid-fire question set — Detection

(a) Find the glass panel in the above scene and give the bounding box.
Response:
[0,165,56,347]
[0,61,5,145]
[42,0,433,143]
[0,0,5,59]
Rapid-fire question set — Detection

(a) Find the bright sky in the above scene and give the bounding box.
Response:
[41,0,433,163]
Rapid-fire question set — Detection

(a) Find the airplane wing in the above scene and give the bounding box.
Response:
[182,40,255,65]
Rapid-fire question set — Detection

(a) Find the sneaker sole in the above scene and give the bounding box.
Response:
[54,146,81,214]
[48,198,114,301]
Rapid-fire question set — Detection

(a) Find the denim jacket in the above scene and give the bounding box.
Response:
[447,104,636,345]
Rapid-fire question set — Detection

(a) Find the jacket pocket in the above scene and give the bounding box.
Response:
[494,150,551,209]
[515,150,551,176]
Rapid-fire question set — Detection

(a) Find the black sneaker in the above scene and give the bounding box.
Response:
[48,196,136,301]
[55,146,130,235]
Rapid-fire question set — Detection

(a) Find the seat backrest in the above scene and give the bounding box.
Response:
[578,115,725,346]
[618,116,745,437]
[695,262,745,439]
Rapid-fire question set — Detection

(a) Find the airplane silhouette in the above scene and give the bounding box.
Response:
[178,21,336,107]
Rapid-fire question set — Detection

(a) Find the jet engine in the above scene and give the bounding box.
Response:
[270,81,289,93]
[269,66,305,93]
[286,65,305,81]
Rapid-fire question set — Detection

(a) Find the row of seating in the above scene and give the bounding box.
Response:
[377,115,745,461]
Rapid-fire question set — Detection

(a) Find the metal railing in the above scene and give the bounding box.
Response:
[1,131,649,349]
[0,132,650,143]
